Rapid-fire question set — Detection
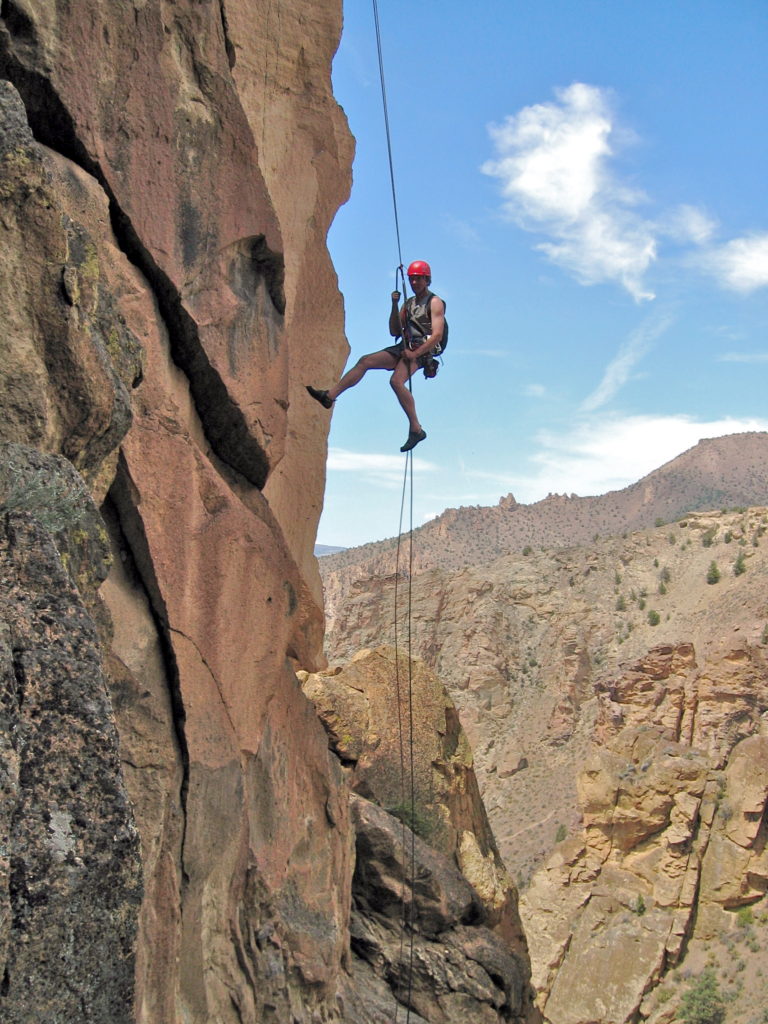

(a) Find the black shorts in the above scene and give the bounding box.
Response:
[383,340,436,369]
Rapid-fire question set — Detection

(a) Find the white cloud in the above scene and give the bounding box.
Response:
[581,312,674,412]
[482,83,657,301]
[659,204,717,245]
[467,414,768,503]
[327,447,436,487]
[524,383,547,397]
[702,233,768,293]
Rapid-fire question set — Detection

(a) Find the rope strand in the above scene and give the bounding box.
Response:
[372,4,417,1018]
[372,0,405,268]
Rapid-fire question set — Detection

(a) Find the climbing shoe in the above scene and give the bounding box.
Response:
[306,385,334,409]
[400,428,427,452]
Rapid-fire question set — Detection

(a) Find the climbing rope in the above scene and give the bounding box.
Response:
[393,451,417,1023]
[372,0,405,270]
[371,2,418,1019]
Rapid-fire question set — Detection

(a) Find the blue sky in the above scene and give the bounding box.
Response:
[317,0,768,549]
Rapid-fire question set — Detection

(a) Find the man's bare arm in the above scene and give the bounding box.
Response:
[389,291,402,337]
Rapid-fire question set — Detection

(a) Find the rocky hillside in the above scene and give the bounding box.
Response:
[323,506,768,1023]
[321,431,768,604]
[0,3,536,1022]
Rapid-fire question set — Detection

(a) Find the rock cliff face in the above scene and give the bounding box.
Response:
[301,648,536,1022]
[522,642,768,1024]
[0,3,535,1022]
[1,0,353,1016]
[323,508,768,1022]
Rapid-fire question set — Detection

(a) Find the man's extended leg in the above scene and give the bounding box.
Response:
[307,350,398,408]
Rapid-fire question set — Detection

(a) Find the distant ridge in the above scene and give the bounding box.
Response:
[315,544,347,557]
[320,432,768,583]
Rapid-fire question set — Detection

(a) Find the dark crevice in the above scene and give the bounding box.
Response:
[0,29,272,489]
[218,0,236,70]
[103,472,191,887]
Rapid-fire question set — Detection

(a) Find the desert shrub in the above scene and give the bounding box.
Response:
[555,824,567,842]
[387,801,436,842]
[733,552,747,576]
[616,595,627,612]
[678,968,725,1024]
[707,561,721,585]
[648,609,660,626]
[702,527,717,547]
[0,462,91,533]
[736,906,754,928]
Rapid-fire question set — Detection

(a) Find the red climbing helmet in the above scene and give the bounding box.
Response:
[407,260,431,279]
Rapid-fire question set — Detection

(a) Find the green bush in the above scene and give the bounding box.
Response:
[707,561,720,585]
[678,968,725,1024]
[648,609,660,626]
[736,905,753,927]
[387,801,436,842]
[733,551,747,576]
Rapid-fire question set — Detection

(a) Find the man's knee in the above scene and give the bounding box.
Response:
[358,353,381,371]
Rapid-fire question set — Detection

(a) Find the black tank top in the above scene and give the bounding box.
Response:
[404,291,448,352]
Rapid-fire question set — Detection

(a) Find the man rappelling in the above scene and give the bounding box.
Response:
[306,260,447,452]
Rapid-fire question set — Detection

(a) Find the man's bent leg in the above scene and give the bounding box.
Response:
[390,361,421,433]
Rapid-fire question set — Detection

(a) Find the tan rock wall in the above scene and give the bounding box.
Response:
[521,642,768,1024]
[1,2,355,1020]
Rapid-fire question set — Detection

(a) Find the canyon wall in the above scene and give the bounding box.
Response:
[323,508,768,1022]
